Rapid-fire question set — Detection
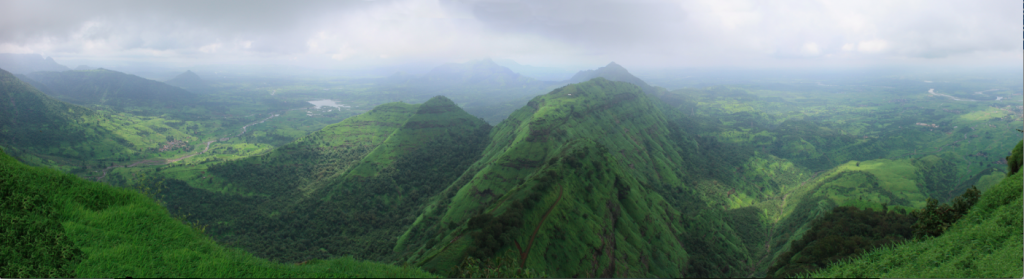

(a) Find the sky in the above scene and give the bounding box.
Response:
[1,0,1020,77]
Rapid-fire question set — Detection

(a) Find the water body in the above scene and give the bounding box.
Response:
[308,99,351,109]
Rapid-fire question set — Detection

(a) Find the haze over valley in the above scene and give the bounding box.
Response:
[1,1,1021,278]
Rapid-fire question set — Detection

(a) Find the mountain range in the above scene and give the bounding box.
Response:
[0,53,71,74]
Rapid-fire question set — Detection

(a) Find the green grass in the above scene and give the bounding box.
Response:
[0,147,437,278]
[806,171,1023,278]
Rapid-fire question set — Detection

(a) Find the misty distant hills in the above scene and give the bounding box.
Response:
[567,62,656,94]
[419,58,537,87]
[492,58,575,81]
[74,65,97,71]
[0,53,71,74]
[20,68,199,113]
[165,70,214,94]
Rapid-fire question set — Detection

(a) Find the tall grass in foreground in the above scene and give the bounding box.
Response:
[0,148,437,278]
[804,170,1022,278]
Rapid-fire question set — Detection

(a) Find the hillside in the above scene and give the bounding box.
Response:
[809,140,1023,278]
[21,68,200,115]
[0,53,70,74]
[150,96,492,264]
[394,78,796,277]
[0,147,436,278]
[0,68,194,165]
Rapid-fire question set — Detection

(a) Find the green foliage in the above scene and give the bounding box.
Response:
[810,171,1022,278]
[910,186,981,239]
[1006,140,1022,176]
[452,249,549,278]
[0,146,437,278]
[0,156,84,278]
[153,96,491,264]
[766,205,915,278]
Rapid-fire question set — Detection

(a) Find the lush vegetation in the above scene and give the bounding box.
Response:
[148,96,492,264]
[808,162,1021,278]
[0,147,436,278]
[2,59,1020,278]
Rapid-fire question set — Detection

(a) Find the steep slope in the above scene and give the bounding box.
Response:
[0,147,436,278]
[0,68,193,163]
[567,62,655,94]
[396,78,762,277]
[810,141,1023,278]
[0,53,70,74]
[21,68,199,113]
[165,70,214,94]
[153,96,491,263]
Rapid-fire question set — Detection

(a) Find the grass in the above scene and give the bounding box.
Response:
[806,171,1022,278]
[0,147,437,278]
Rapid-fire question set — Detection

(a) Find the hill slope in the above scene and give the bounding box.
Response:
[0,147,436,278]
[809,140,1023,278]
[152,96,492,263]
[0,68,194,164]
[396,78,777,277]
[21,69,200,114]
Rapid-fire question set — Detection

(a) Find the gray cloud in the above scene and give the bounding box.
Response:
[0,0,1018,73]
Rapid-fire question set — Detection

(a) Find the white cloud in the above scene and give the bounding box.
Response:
[857,40,888,53]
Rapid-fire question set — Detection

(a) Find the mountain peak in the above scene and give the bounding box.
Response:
[566,62,652,93]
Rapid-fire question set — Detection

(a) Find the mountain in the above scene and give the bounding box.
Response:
[492,59,575,81]
[394,78,782,277]
[0,147,437,278]
[20,68,199,113]
[567,62,656,94]
[0,53,70,74]
[74,65,96,71]
[151,96,492,263]
[0,67,192,163]
[165,70,213,94]
[420,59,536,87]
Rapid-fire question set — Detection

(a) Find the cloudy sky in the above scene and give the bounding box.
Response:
[1,0,1020,75]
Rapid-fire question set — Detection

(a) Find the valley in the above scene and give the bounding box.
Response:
[1,60,1021,278]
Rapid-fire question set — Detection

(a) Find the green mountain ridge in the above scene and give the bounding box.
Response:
[395,78,791,277]
[151,95,491,264]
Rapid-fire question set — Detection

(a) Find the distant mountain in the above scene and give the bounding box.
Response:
[165,70,213,94]
[420,58,536,87]
[0,53,70,74]
[567,62,655,94]
[21,68,199,113]
[74,65,96,71]
[154,95,492,263]
[0,67,191,162]
[493,59,575,81]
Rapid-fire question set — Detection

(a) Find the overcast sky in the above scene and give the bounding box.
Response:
[1,0,1020,75]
